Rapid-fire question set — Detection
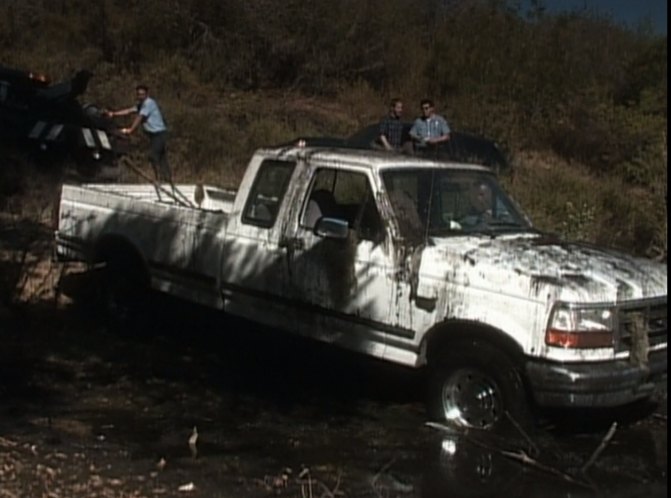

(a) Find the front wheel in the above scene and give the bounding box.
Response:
[427,341,531,432]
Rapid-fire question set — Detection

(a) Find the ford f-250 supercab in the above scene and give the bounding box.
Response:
[54,145,667,430]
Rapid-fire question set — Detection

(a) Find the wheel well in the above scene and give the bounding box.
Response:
[420,320,534,407]
[93,235,149,286]
[420,320,525,368]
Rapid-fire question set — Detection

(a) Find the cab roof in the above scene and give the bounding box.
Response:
[258,145,492,173]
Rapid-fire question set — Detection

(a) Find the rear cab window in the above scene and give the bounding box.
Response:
[242,159,296,228]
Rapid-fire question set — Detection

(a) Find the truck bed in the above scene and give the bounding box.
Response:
[76,183,236,213]
[56,182,237,309]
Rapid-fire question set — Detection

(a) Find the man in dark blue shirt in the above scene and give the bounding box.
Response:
[378,98,404,151]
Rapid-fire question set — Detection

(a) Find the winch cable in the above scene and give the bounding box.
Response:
[120,156,194,208]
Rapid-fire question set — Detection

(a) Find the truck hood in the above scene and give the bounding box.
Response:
[420,233,668,303]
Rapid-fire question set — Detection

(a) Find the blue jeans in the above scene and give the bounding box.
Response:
[147,131,171,182]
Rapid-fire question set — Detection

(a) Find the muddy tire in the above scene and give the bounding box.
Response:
[427,340,530,432]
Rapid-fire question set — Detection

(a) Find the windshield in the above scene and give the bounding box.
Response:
[381,168,532,241]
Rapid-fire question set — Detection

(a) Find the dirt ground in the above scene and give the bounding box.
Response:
[0,219,667,498]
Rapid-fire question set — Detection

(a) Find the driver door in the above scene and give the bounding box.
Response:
[283,166,396,355]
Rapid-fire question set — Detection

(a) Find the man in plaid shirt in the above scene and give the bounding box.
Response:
[378,98,405,151]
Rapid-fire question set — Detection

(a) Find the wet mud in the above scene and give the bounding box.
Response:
[0,267,667,497]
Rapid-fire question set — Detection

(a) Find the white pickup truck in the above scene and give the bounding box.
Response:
[54,145,667,430]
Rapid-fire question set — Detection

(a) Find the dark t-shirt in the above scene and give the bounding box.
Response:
[379,115,404,150]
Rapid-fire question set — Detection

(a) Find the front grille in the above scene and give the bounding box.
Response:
[616,297,667,353]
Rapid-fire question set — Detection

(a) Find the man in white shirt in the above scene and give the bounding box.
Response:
[409,99,451,148]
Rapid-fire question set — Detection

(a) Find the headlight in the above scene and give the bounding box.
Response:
[545,304,614,348]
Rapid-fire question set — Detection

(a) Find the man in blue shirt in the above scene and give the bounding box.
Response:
[409,99,450,148]
[106,85,171,183]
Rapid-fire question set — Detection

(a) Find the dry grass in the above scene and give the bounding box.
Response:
[505,150,666,259]
[1,85,666,265]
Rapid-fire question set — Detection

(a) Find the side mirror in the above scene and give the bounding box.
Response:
[314,217,349,239]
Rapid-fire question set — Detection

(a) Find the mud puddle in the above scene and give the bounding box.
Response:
[0,270,667,497]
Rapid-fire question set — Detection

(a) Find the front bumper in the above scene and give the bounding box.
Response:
[526,349,667,407]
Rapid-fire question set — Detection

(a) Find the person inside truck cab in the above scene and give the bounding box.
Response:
[461,182,494,226]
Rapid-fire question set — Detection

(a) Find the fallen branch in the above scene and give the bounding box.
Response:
[299,474,312,498]
[297,468,344,498]
[370,464,388,498]
[369,457,414,495]
[581,422,617,474]
[505,410,540,457]
[425,421,525,454]
[424,421,465,435]
[331,471,343,497]
[297,477,343,498]
[500,449,594,489]
[370,457,396,487]
[426,421,594,490]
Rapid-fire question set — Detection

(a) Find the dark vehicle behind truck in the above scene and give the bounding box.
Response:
[0,63,127,175]
[347,123,510,174]
[280,123,510,175]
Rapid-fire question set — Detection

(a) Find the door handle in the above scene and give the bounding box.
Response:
[279,238,304,251]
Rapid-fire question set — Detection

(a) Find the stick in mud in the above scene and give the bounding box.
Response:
[581,421,618,474]
[426,421,594,489]
[500,449,595,489]
[505,410,540,457]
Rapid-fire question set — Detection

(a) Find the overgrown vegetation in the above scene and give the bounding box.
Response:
[0,0,666,259]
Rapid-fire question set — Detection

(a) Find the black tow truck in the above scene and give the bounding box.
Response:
[0,63,127,176]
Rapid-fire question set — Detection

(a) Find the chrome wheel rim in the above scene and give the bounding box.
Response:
[442,368,502,429]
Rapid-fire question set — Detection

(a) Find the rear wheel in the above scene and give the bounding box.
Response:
[101,266,140,326]
[95,248,149,334]
[427,340,531,432]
